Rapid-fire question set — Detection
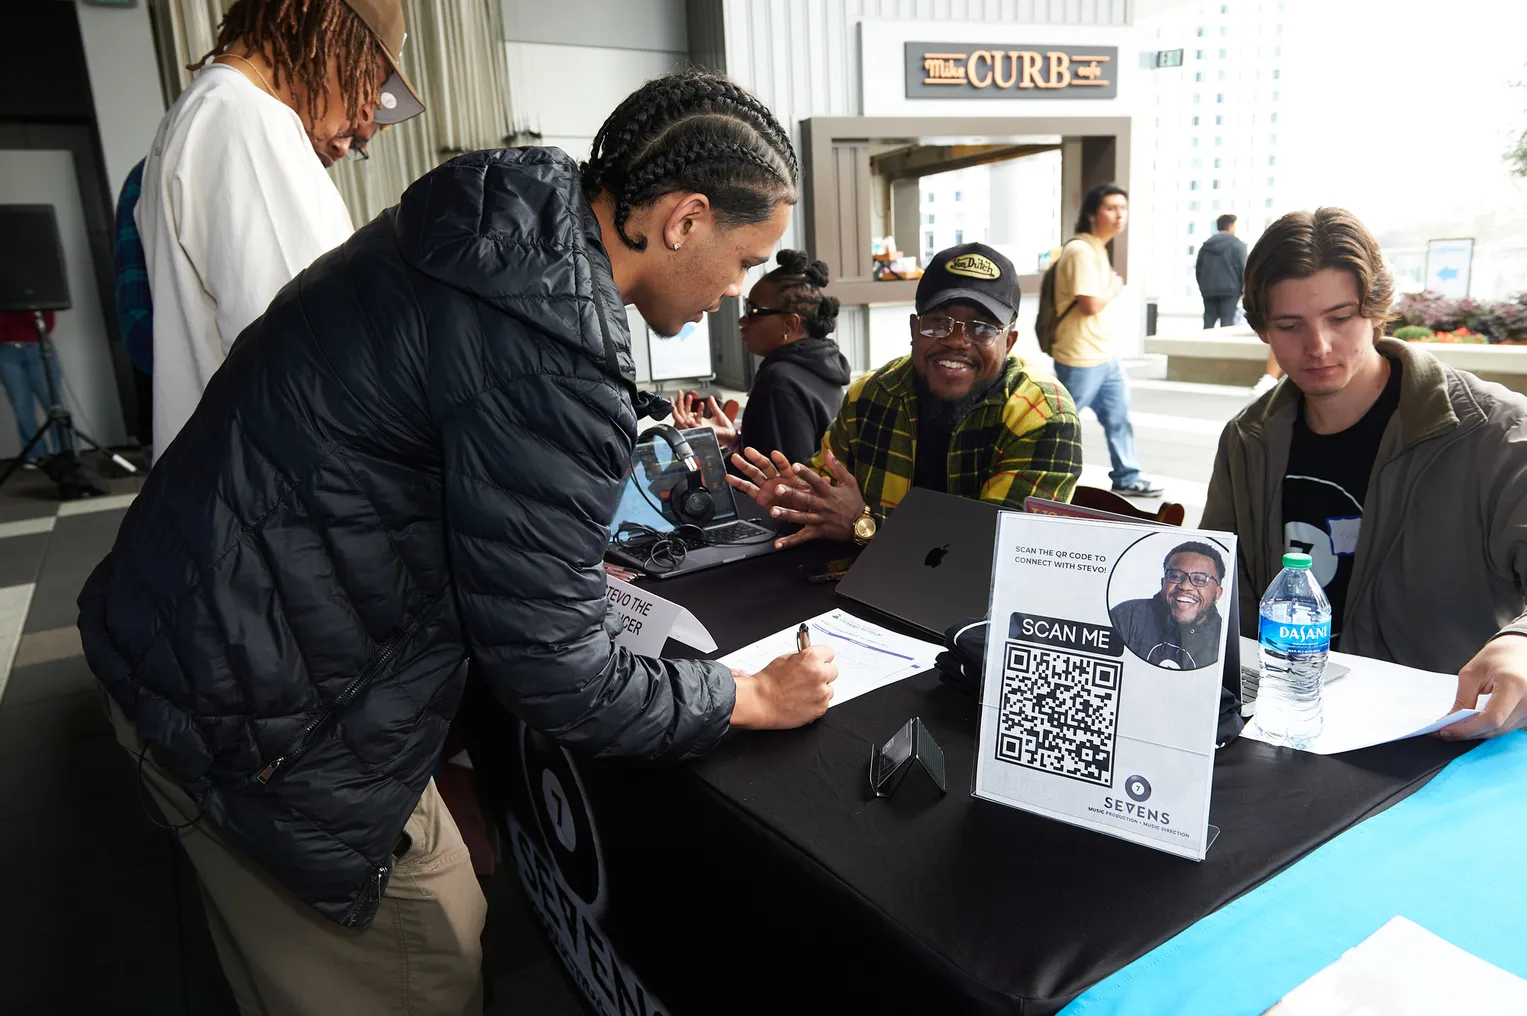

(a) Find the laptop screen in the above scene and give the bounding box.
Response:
[608,427,738,539]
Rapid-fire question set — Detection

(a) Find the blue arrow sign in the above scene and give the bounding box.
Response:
[1437,266,1459,281]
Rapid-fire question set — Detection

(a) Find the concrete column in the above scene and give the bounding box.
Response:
[73,0,165,194]
[891,177,921,265]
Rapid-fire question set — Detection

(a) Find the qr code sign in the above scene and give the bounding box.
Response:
[996,641,1122,787]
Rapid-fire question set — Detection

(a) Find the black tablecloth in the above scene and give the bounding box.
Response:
[468,545,1474,1016]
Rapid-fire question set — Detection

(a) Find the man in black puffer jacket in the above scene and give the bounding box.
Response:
[78,71,836,1016]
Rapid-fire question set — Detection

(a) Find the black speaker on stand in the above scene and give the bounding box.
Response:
[0,204,135,499]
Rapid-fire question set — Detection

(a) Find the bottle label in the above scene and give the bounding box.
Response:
[1259,616,1331,654]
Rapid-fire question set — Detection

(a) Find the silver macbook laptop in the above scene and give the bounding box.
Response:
[606,427,778,579]
[835,488,1003,637]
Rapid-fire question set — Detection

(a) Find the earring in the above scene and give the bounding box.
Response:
[672,243,681,251]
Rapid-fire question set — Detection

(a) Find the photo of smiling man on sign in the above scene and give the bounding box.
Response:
[1109,540,1229,671]
[730,242,1084,549]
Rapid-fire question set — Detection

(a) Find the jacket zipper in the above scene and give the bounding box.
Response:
[342,865,389,928]
[255,600,438,784]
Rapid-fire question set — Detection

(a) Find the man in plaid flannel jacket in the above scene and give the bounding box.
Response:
[730,243,1082,549]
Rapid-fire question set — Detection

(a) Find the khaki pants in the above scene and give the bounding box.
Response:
[101,686,486,1016]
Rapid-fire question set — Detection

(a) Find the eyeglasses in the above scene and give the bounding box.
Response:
[916,314,1007,347]
[742,302,791,321]
[346,141,371,162]
[1164,568,1219,588]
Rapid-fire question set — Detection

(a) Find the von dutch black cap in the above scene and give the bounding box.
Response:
[915,242,1020,323]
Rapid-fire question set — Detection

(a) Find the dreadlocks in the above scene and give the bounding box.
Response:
[581,71,798,252]
[195,0,387,127]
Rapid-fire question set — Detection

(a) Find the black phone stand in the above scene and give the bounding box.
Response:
[870,716,947,798]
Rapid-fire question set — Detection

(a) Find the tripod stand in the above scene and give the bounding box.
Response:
[0,311,136,498]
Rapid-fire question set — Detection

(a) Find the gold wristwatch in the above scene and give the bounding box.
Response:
[851,506,878,546]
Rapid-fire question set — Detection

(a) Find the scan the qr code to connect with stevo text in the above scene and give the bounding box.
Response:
[996,641,1122,787]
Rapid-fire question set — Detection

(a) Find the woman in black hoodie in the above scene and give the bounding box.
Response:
[673,250,851,465]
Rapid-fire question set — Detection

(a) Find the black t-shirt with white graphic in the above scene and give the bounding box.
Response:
[1282,357,1402,642]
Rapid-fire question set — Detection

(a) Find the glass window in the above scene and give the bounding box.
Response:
[1196,49,1205,59]
[1269,155,1276,165]
[1187,222,1196,234]
[1192,115,1200,126]
[1188,245,1197,255]
[1192,137,1200,147]
[954,229,964,244]
[1214,157,1222,168]
[1212,200,1221,211]
[1195,71,1203,82]
[1219,48,1227,57]
[1189,200,1201,210]
[925,231,935,249]
[1194,93,1202,105]
[1212,180,1220,189]
[1216,93,1224,103]
[1218,70,1226,81]
[1220,2,1228,10]
[925,214,934,225]
[1196,26,1206,36]
[1271,112,1279,123]
[1272,90,1280,101]
[954,191,963,201]
[1215,115,1223,125]
[1190,180,1201,190]
[1265,198,1274,208]
[1273,68,1281,79]
[1268,176,1275,186]
[1220,25,1228,35]
[1215,136,1223,146]
[926,193,934,202]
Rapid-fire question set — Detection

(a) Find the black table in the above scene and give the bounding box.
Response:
[468,545,1473,1016]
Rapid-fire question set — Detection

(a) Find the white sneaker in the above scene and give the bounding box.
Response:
[1250,374,1279,397]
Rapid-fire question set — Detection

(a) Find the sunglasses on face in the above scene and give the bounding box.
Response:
[1164,568,1218,588]
[916,314,1006,347]
[742,302,792,321]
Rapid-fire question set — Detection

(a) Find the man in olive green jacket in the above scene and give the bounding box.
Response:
[1201,208,1527,740]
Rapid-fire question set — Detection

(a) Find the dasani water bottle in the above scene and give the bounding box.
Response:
[1255,552,1331,748]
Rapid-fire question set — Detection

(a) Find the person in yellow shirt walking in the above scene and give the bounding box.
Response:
[1050,183,1163,497]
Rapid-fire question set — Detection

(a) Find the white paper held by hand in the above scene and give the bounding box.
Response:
[1240,639,1483,754]
[719,609,943,707]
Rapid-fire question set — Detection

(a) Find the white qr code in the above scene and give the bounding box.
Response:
[996,641,1122,787]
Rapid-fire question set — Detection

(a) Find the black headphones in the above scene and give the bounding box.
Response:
[645,424,714,527]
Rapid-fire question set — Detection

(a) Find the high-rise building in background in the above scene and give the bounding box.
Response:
[1140,1,1299,313]
[919,152,1063,275]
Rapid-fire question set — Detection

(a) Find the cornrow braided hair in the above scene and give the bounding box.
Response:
[194,0,387,128]
[581,71,799,251]
[763,249,840,339]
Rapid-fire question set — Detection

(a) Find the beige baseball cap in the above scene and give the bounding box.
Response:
[341,0,425,125]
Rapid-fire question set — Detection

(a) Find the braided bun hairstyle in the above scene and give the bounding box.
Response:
[762,250,840,339]
[581,71,799,251]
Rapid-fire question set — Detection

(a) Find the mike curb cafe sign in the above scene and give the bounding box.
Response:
[905,42,1119,100]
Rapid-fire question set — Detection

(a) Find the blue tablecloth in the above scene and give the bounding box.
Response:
[1062,731,1527,1015]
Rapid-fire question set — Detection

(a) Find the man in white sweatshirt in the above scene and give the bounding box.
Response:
[136,0,424,454]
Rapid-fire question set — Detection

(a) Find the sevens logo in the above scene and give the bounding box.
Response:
[1125,775,1152,802]
[521,727,604,907]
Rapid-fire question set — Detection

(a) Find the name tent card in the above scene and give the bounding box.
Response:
[974,512,1236,860]
[604,575,715,657]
